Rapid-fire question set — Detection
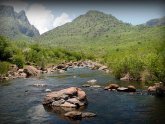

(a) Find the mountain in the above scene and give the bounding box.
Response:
[0,5,40,39]
[37,10,132,45]
[145,16,165,26]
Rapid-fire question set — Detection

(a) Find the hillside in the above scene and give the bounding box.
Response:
[0,5,39,39]
[34,10,165,82]
[0,10,164,82]
[37,10,132,45]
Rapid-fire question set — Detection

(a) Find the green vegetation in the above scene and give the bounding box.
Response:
[0,61,10,76]
[0,10,164,83]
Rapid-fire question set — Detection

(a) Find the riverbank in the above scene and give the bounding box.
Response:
[0,60,110,81]
[1,60,165,96]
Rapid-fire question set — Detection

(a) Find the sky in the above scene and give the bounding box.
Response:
[1,0,165,34]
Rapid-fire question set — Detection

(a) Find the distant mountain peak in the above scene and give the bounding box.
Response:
[86,10,104,15]
[0,5,40,39]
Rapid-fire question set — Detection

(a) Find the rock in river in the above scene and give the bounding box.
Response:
[43,87,87,108]
[117,85,136,92]
[104,83,119,90]
[64,111,96,120]
[127,85,136,92]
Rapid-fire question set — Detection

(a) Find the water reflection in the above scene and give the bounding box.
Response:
[0,68,165,124]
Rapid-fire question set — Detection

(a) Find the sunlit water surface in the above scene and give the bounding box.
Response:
[0,68,165,124]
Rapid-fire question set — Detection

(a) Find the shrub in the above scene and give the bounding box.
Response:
[0,61,10,75]
[12,55,25,68]
[0,36,12,61]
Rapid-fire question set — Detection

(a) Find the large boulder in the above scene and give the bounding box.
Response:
[43,87,87,108]
[23,65,40,77]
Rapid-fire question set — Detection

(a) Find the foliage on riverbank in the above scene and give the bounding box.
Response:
[0,25,164,83]
[0,61,10,76]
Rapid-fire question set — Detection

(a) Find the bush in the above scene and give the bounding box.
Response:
[12,55,25,68]
[0,61,10,75]
[0,36,12,61]
[111,56,144,80]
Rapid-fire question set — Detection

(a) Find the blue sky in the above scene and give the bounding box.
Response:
[1,0,164,34]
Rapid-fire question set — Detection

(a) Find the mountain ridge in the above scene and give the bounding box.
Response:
[37,10,132,45]
[0,5,40,39]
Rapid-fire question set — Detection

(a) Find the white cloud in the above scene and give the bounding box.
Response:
[53,13,71,28]
[1,0,29,12]
[26,4,55,34]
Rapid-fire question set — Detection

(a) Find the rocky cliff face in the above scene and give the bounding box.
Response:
[0,5,40,39]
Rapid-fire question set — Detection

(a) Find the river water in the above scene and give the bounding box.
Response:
[0,68,165,124]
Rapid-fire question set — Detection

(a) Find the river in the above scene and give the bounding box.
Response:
[0,68,165,124]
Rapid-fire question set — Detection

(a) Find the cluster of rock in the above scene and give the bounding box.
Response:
[43,87,87,108]
[43,87,96,120]
[44,60,110,74]
[148,82,165,96]
[1,60,110,81]
[82,79,136,93]
[104,83,136,92]
[0,65,40,81]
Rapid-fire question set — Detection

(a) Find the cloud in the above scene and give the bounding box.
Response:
[53,13,72,28]
[26,4,55,34]
[1,0,29,12]
[26,4,72,34]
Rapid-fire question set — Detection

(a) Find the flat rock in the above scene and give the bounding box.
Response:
[117,87,128,92]
[64,111,96,120]
[64,111,82,120]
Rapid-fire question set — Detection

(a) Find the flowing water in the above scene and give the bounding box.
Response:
[0,68,165,124]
